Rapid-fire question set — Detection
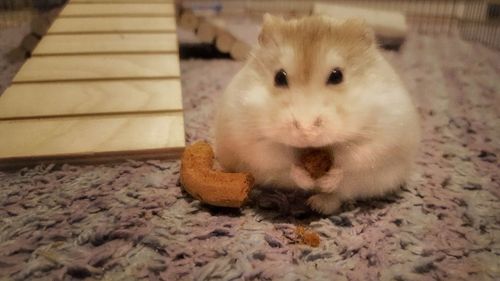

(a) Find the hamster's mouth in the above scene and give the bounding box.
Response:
[287,145,334,155]
[282,139,335,149]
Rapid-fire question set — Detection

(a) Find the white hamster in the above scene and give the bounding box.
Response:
[214,14,420,215]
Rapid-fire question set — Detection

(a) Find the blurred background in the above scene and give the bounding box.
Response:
[0,0,499,92]
[1,0,499,48]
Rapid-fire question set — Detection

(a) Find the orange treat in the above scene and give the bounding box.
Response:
[180,141,254,208]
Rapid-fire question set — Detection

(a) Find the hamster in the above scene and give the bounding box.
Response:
[214,14,420,215]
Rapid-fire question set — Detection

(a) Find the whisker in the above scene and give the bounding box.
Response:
[247,51,272,77]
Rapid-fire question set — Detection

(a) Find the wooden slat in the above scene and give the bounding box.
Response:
[32,34,178,55]
[0,80,182,119]
[0,112,185,159]
[71,0,172,3]
[313,3,407,40]
[47,17,176,34]
[60,3,175,17]
[13,54,180,82]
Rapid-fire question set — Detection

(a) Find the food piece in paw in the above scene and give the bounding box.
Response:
[299,149,333,179]
[180,141,254,208]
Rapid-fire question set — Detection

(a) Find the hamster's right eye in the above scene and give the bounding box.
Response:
[274,69,288,88]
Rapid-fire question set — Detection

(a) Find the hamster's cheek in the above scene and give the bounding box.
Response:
[239,85,269,108]
[317,107,358,144]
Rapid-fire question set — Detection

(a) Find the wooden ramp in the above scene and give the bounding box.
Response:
[0,0,185,168]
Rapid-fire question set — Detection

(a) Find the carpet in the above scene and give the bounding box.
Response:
[0,28,499,280]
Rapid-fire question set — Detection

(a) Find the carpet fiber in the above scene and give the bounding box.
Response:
[0,29,499,280]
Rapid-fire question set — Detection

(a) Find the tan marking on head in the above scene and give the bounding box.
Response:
[254,15,377,91]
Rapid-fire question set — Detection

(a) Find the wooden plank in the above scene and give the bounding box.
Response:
[60,3,175,17]
[47,17,176,34]
[71,0,172,3]
[0,149,183,169]
[13,54,180,82]
[179,10,200,30]
[206,17,260,60]
[188,16,260,60]
[0,112,185,160]
[32,34,178,55]
[0,79,182,119]
[313,3,407,41]
[196,18,217,43]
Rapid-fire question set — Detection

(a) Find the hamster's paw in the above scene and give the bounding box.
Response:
[316,169,343,193]
[307,193,342,215]
[290,164,315,191]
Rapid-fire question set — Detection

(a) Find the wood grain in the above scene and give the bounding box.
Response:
[71,0,172,3]
[60,3,175,17]
[0,112,185,159]
[0,79,182,119]
[13,54,180,82]
[47,17,176,34]
[32,34,178,55]
[0,0,186,167]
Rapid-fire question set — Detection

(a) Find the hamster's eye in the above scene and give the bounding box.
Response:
[274,69,288,88]
[327,68,343,85]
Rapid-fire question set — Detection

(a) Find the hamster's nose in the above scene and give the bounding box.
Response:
[293,120,301,129]
[313,117,323,127]
[293,117,323,130]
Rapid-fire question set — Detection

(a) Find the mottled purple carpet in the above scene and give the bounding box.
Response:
[1,25,499,280]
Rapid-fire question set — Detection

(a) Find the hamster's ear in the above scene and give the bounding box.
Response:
[258,13,284,47]
[342,18,375,47]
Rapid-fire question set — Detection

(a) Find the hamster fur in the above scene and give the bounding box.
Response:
[214,15,420,215]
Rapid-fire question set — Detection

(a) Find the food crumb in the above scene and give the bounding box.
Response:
[295,226,320,247]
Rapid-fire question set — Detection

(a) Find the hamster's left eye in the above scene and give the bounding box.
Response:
[327,68,343,85]
[274,69,288,88]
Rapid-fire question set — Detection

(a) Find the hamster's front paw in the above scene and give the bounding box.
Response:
[307,193,342,215]
[316,168,343,193]
[290,164,315,191]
